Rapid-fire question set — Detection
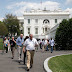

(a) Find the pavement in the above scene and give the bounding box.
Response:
[0,49,72,72]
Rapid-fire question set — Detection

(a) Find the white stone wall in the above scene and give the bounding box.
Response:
[18,10,70,39]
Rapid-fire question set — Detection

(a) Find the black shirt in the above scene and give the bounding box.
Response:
[10,40,16,47]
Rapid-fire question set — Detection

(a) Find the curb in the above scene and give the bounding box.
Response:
[44,53,72,72]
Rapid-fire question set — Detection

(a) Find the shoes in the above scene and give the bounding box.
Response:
[11,57,14,59]
[30,65,32,69]
[27,68,29,71]
[18,60,20,63]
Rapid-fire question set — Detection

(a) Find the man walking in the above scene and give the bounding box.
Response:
[23,34,38,71]
[49,38,55,53]
[16,34,24,63]
[10,37,16,59]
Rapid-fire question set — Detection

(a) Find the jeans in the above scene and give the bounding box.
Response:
[51,46,53,52]
[8,44,11,51]
[46,45,49,51]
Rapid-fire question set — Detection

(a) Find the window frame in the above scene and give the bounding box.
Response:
[35,28,38,34]
[28,19,30,24]
[55,19,57,23]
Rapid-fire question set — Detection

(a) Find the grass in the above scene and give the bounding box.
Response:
[0,38,3,50]
[48,54,72,72]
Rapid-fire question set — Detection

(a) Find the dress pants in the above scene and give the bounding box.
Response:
[24,51,26,64]
[11,47,15,58]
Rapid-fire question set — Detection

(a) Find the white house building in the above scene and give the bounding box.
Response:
[18,9,70,39]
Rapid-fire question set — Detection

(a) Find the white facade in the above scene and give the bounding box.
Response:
[18,9,70,39]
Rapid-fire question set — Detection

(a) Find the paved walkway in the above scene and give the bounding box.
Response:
[0,49,72,72]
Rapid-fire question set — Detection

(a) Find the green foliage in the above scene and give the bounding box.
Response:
[48,54,72,72]
[0,22,8,36]
[3,14,21,36]
[55,18,72,50]
[0,38,3,50]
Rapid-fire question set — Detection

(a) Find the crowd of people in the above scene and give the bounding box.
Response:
[3,34,55,71]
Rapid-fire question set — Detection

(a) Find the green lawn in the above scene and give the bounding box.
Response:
[48,54,72,72]
[0,38,3,50]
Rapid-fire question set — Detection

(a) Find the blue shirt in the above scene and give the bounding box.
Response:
[16,37,24,46]
[49,39,54,46]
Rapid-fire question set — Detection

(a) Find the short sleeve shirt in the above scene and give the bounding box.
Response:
[24,38,38,50]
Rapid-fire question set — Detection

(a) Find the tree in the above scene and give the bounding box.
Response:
[55,18,72,50]
[3,14,21,36]
[0,22,8,36]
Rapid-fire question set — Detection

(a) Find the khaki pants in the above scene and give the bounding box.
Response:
[27,50,35,69]
[11,47,15,58]
[17,46,23,60]
[42,45,47,52]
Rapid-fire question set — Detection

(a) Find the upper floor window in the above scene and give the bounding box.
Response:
[35,19,38,23]
[28,19,30,24]
[55,19,57,23]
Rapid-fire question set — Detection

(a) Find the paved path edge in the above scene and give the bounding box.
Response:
[44,53,72,72]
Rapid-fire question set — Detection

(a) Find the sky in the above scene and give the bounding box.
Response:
[0,0,72,21]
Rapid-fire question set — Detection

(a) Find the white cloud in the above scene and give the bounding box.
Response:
[6,1,60,16]
[65,8,72,18]
[66,0,72,4]
[0,17,4,21]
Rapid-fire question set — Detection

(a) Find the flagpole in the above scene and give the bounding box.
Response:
[41,0,42,10]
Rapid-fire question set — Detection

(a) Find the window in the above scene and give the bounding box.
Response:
[28,28,30,34]
[35,28,38,34]
[35,19,38,23]
[43,28,44,33]
[55,19,57,23]
[28,19,30,24]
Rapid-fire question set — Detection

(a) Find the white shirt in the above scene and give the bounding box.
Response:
[42,40,47,46]
[4,39,9,47]
[49,39,54,46]
[44,40,47,45]
[24,38,38,50]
